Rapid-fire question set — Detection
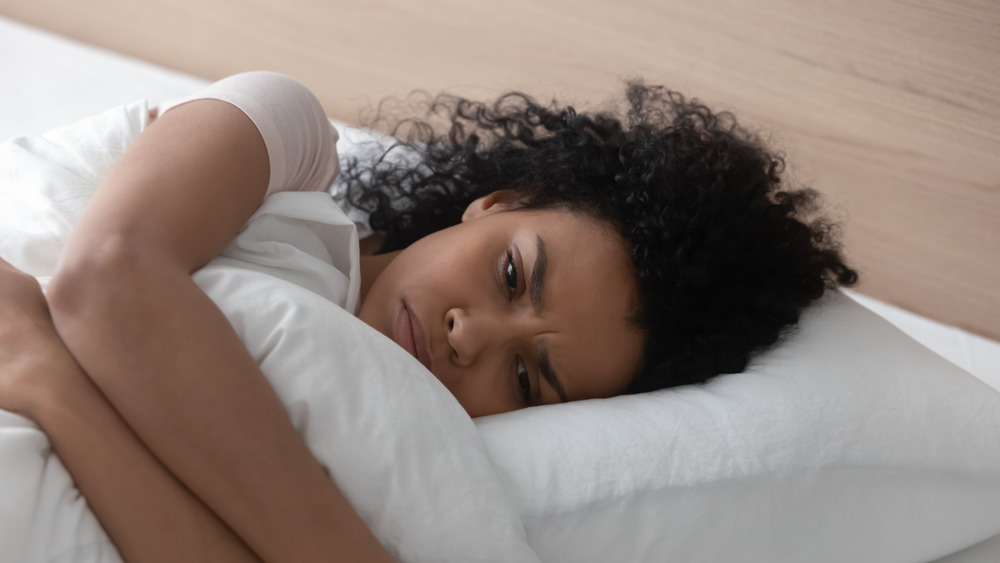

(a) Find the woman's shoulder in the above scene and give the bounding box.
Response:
[158,72,341,197]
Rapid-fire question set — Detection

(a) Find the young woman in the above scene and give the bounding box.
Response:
[0,72,856,562]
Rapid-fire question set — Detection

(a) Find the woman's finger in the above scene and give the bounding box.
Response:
[0,258,51,323]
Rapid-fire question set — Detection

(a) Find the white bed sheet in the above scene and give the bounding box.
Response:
[3,15,999,561]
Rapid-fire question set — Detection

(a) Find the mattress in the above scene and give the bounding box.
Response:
[2,15,999,562]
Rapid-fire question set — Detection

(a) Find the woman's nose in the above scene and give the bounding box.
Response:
[445,307,491,367]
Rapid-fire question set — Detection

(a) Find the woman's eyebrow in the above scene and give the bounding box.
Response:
[538,340,569,403]
[530,235,547,314]
[530,237,567,402]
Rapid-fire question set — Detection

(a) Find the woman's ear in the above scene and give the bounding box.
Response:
[462,189,523,222]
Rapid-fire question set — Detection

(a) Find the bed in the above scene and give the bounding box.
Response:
[1,4,999,562]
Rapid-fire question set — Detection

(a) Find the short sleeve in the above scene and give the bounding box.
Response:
[157,72,340,197]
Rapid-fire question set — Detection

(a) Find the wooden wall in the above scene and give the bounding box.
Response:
[2,0,998,340]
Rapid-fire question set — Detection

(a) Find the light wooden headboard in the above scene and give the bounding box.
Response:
[3,0,998,340]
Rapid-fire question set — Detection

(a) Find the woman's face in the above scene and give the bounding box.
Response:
[358,192,644,417]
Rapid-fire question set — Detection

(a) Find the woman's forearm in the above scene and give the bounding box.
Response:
[1,258,259,563]
[50,262,392,563]
[30,374,262,563]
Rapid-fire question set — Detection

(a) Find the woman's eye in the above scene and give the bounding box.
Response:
[516,356,531,406]
[504,250,519,298]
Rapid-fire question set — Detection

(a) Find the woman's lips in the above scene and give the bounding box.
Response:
[393,301,432,372]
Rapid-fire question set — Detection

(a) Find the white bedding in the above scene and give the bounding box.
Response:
[3,16,1000,563]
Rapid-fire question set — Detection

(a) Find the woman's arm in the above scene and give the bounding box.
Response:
[0,258,260,563]
[47,77,394,562]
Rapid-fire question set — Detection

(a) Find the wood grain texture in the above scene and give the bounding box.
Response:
[2,0,998,339]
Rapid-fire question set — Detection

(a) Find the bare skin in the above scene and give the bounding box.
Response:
[0,258,262,563]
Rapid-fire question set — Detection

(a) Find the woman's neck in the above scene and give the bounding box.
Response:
[358,250,401,305]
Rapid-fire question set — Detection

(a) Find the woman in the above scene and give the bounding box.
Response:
[0,72,855,561]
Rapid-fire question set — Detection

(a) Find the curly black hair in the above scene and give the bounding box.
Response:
[338,82,858,393]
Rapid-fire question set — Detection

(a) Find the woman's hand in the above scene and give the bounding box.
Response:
[2,258,267,563]
[0,257,88,421]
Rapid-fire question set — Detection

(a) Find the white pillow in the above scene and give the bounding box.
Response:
[476,291,1000,562]
[196,193,539,563]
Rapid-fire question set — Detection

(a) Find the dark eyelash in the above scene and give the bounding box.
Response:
[504,250,518,299]
[516,356,531,406]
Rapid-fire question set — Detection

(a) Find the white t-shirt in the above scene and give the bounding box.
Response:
[158,72,361,313]
[158,71,341,198]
